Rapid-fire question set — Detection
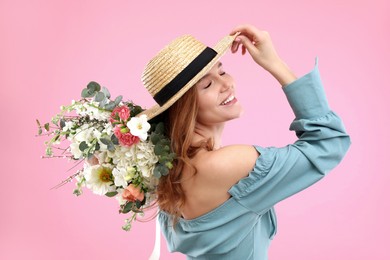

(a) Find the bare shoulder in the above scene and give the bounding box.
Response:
[193,145,260,191]
[180,145,260,219]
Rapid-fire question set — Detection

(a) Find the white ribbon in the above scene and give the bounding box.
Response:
[148,217,161,260]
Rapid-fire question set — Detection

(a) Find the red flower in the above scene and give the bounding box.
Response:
[113,126,139,146]
[110,105,130,123]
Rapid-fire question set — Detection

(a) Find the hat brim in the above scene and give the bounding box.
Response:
[139,32,239,121]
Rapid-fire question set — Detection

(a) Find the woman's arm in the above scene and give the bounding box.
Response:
[230,24,297,86]
[193,25,351,212]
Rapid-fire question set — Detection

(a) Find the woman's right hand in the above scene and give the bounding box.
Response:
[230,24,297,86]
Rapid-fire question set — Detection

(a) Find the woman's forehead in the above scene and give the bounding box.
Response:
[201,62,223,79]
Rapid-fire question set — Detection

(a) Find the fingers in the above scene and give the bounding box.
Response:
[230,24,255,35]
[231,38,240,53]
[230,24,260,38]
[242,45,246,55]
[236,35,257,54]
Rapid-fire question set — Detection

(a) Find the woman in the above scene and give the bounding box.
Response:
[140,24,351,259]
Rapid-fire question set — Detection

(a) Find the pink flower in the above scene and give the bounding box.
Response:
[113,126,139,146]
[122,184,144,202]
[86,155,99,166]
[110,105,130,123]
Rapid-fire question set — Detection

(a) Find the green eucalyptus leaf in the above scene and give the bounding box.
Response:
[159,164,169,176]
[104,101,116,111]
[95,142,100,151]
[150,133,160,145]
[81,88,95,98]
[121,202,133,214]
[153,167,161,178]
[99,97,108,108]
[159,155,168,164]
[135,200,142,209]
[114,95,123,105]
[169,153,176,160]
[111,134,119,145]
[160,139,170,146]
[154,164,169,177]
[100,138,111,145]
[102,87,111,99]
[87,81,101,92]
[38,128,42,135]
[155,122,165,134]
[79,141,88,151]
[154,143,164,156]
[105,191,118,197]
[107,143,115,151]
[94,91,105,102]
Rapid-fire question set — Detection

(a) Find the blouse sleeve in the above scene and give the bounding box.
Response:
[228,57,351,215]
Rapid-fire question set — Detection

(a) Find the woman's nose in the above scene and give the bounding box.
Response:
[220,77,232,92]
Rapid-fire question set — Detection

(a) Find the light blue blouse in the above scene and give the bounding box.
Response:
[159,58,351,260]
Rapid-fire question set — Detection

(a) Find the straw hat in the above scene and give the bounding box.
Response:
[139,32,240,120]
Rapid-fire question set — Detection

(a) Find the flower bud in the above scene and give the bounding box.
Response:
[120,127,130,133]
[165,162,173,169]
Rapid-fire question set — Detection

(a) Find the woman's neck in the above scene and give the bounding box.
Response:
[192,122,225,150]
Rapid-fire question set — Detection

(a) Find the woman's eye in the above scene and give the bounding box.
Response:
[220,72,226,76]
[204,82,212,89]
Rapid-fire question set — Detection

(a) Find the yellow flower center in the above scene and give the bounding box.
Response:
[137,123,142,130]
[98,167,113,182]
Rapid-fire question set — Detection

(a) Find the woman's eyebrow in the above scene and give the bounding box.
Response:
[201,62,223,79]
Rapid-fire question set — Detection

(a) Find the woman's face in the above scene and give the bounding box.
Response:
[195,61,243,125]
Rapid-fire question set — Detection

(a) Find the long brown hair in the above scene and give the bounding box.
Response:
[156,86,213,224]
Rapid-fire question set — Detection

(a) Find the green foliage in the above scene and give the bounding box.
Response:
[111,134,119,145]
[153,164,169,178]
[101,87,111,99]
[79,141,88,151]
[94,91,105,102]
[36,119,42,135]
[155,122,165,134]
[105,191,118,197]
[37,81,177,232]
[73,189,82,196]
[87,81,101,92]
[60,119,66,129]
[80,81,124,111]
[100,138,115,151]
[121,202,133,214]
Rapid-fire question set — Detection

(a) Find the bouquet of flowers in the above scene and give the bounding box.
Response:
[37,81,175,231]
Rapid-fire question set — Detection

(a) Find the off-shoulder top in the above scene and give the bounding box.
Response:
[158,58,351,260]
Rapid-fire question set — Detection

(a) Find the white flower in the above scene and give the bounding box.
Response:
[112,168,128,188]
[70,142,82,159]
[96,151,109,163]
[136,141,159,165]
[62,121,74,132]
[127,114,150,141]
[84,164,115,195]
[139,165,152,178]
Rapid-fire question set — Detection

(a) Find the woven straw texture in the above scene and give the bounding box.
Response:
[139,32,239,120]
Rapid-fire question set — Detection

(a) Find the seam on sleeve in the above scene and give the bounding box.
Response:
[228,146,275,199]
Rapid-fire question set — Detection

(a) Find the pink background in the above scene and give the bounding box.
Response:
[1,0,389,259]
